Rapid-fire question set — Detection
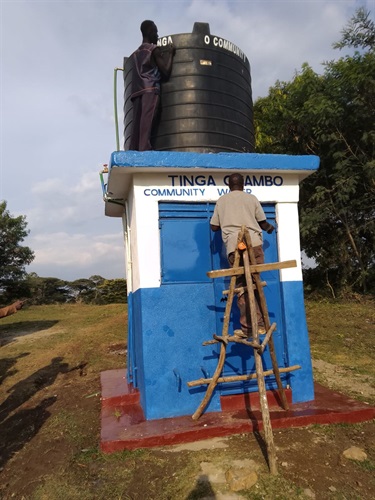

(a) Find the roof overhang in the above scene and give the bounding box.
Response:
[104,151,320,217]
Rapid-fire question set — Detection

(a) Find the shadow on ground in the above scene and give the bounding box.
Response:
[0,396,57,468]
[186,475,217,499]
[0,321,59,346]
[0,352,31,385]
[0,356,87,468]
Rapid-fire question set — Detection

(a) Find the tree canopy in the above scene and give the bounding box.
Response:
[254,8,375,297]
[0,201,34,300]
[25,274,127,305]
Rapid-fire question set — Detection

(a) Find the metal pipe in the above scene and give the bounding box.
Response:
[114,67,124,151]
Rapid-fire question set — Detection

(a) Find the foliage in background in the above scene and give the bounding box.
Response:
[254,8,375,297]
[96,279,128,304]
[0,202,126,306]
[0,201,35,299]
[0,274,127,306]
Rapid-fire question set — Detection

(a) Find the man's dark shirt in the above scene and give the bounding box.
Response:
[130,43,161,99]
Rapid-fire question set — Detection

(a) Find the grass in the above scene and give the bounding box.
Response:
[0,299,374,499]
[353,459,375,472]
[305,299,375,379]
[0,303,127,381]
[243,475,308,499]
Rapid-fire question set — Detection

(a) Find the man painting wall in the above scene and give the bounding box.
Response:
[210,173,275,338]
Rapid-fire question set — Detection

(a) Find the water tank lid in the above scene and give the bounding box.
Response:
[193,22,210,35]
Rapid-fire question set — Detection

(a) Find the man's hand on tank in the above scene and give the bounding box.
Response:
[266,224,275,234]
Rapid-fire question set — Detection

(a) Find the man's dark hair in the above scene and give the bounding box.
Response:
[140,20,155,37]
[228,173,244,190]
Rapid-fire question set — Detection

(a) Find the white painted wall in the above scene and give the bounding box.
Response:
[276,203,303,282]
[130,172,303,292]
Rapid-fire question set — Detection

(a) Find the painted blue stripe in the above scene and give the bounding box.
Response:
[129,285,222,420]
[280,281,314,403]
[111,150,320,171]
[126,280,314,420]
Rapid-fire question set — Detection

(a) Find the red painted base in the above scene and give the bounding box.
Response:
[100,369,375,453]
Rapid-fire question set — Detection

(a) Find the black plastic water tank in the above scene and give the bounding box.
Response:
[123,22,254,153]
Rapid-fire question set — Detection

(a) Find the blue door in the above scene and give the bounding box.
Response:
[159,203,212,284]
[159,202,287,396]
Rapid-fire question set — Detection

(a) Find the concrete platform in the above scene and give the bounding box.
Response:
[100,368,375,453]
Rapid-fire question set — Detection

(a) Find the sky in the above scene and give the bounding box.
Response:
[0,0,372,281]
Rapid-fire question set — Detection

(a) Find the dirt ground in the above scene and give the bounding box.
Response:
[0,306,374,499]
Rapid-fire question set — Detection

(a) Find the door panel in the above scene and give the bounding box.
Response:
[159,202,286,395]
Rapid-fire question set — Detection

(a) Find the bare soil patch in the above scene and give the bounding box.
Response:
[312,358,375,402]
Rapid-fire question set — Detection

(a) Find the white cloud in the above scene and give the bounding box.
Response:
[28,231,125,280]
[22,170,125,279]
[28,170,110,233]
[32,179,65,195]
[31,231,123,266]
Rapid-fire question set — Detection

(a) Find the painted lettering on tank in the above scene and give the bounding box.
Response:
[157,36,173,46]
[203,35,247,63]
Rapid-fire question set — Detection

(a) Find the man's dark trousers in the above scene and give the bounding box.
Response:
[129,92,160,151]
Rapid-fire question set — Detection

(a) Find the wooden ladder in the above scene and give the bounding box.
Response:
[188,226,301,474]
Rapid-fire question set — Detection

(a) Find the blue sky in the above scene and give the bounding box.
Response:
[0,0,371,280]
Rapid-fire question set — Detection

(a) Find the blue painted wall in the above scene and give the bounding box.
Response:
[111,150,320,172]
[126,202,314,420]
[128,280,312,419]
[130,284,222,420]
[281,281,314,403]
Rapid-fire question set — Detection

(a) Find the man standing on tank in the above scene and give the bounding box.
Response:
[210,173,275,338]
[129,20,175,151]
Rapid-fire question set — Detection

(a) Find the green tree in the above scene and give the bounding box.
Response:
[333,7,375,50]
[96,279,127,304]
[67,276,105,303]
[0,201,34,302]
[23,274,126,305]
[26,274,69,304]
[254,8,375,296]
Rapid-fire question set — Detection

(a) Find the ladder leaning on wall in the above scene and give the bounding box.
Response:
[188,225,302,474]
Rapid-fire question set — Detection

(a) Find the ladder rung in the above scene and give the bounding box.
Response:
[187,365,301,387]
[207,259,297,278]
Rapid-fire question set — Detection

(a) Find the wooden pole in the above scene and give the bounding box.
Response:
[242,232,278,475]
[244,231,289,411]
[222,282,267,294]
[191,228,245,421]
